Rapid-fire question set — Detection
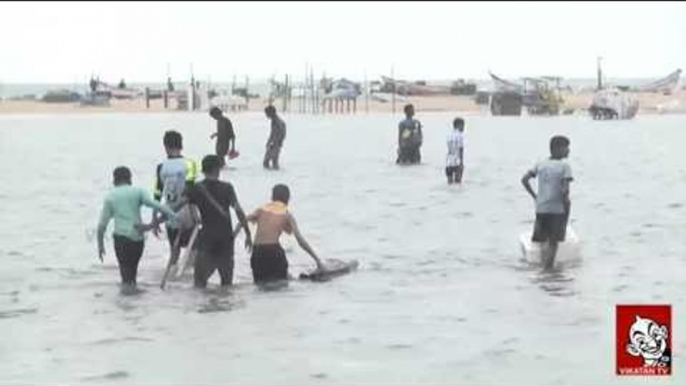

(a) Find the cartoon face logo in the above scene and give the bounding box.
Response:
[626,315,669,367]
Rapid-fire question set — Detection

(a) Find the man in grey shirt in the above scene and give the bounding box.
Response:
[263,105,286,170]
[396,104,423,164]
[521,135,573,270]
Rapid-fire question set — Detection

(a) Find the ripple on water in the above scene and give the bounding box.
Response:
[81,371,130,381]
[197,298,245,314]
[0,308,38,319]
[90,336,154,346]
[386,343,413,350]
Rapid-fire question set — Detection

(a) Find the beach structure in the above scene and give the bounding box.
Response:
[490,72,565,115]
[321,78,360,114]
[489,91,523,116]
[588,58,639,120]
[589,89,639,120]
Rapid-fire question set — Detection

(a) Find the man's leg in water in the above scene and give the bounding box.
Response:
[194,249,215,288]
[217,254,235,286]
[263,147,270,169]
[544,241,559,270]
[455,165,464,183]
[114,235,144,285]
[272,146,281,170]
[446,167,454,184]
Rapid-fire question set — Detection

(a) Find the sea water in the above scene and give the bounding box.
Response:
[1,111,685,385]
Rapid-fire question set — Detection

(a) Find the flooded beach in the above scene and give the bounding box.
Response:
[1,112,685,385]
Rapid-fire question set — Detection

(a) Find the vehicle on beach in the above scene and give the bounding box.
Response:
[588,88,639,120]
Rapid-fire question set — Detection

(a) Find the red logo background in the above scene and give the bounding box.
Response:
[616,304,671,376]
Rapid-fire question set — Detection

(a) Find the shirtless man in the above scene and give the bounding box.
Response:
[238,184,322,283]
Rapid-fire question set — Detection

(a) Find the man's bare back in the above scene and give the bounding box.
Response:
[248,202,293,245]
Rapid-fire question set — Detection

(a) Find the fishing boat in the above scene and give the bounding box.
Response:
[632,69,681,94]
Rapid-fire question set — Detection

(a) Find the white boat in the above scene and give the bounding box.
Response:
[519,226,581,266]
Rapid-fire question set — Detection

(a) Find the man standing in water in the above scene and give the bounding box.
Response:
[521,135,573,270]
[263,105,286,170]
[446,117,465,184]
[209,107,236,168]
[152,130,200,269]
[183,155,252,288]
[97,166,177,289]
[397,104,423,164]
[241,184,322,283]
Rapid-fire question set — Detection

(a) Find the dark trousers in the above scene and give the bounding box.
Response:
[251,244,289,283]
[263,144,282,169]
[397,146,421,164]
[113,235,144,284]
[216,140,229,166]
[194,238,235,288]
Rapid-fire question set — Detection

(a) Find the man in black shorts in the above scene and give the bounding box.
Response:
[184,155,252,288]
[521,135,573,270]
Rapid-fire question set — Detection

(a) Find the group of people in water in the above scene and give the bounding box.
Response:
[97,102,572,291]
[97,106,321,291]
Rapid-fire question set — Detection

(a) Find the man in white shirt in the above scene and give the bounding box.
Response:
[446,117,465,184]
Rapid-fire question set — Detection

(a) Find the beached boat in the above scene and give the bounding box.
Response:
[322,78,361,99]
[370,92,408,103]
[633,69,681,94]
[41,89,81,103]
[379,76,450,96]
[489,72,524,93]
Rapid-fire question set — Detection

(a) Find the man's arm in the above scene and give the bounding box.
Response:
[232,201,253,251]
[96,199,113,262]
[521,169,537,200]
[228,121,236,151]
[398,124,403,147]
[288,214,322,269]
[266,121,276,146]
[141,189,177,220]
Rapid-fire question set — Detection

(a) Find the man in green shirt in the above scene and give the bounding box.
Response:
[97,166,177,288]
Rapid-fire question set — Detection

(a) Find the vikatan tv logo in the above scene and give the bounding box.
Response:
[616,305,671,376]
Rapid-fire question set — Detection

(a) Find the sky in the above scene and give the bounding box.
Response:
[1,1,685,83]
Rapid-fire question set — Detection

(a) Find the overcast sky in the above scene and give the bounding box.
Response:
[1,1,685,83]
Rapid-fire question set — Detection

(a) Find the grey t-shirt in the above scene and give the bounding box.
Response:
[528,158,573,214]
[398,118,422,148]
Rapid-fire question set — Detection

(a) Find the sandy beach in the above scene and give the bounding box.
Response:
[2,90,685,116]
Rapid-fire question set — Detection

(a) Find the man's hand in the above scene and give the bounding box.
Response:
[314,258,324,271]
[134,223,153,233]
[244,236,253,253]
[210,133,217,139]
[152,223,162,238]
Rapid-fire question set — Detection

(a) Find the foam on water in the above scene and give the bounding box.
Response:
[1,112,685,384]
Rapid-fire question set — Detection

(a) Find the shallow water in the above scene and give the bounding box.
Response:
[1,111,685,385]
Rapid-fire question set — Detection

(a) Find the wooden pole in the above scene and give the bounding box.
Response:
[163,90,168,109]
[245,75,250,109]
[391,66,396,115]
[145,87,150,109]
[365,71,369,114]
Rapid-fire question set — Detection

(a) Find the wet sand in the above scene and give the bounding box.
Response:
[2,90,685,115]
